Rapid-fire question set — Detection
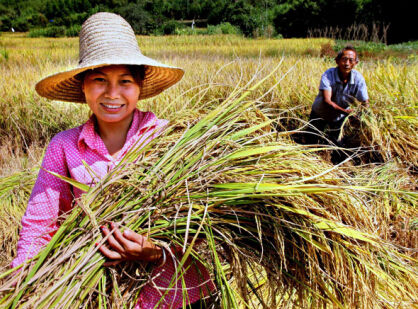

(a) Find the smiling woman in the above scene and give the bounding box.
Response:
[11,12,215,309]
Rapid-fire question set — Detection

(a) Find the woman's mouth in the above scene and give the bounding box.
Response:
[100,103,125,111]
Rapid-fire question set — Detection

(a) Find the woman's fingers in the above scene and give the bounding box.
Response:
[123,229,144,244]
[97,243,123,260]
[110,223,140,253]
[102,223,144,258]
[112,224,143,258]
[103,260,121,267]
[99,222,162,263]
[101,225,125,253]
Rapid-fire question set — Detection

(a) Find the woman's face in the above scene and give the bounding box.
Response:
[82,65,140,126]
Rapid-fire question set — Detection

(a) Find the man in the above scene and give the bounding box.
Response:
[307,45,369,146]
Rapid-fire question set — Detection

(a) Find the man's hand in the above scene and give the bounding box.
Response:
[323,89,353,115]
[97,222,163,266]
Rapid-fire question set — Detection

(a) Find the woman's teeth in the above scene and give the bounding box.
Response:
[102,104,122,109]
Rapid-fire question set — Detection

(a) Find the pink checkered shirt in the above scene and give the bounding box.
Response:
[12,109,214,308]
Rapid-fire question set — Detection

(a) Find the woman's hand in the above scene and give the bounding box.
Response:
[97,222,163,266]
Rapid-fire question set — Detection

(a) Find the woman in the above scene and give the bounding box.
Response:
[13,12,214,308]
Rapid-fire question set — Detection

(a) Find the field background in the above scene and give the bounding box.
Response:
[0,33,417,306]
[1,34,416,174]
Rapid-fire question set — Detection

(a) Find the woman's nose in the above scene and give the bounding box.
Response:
[104,83,120,99]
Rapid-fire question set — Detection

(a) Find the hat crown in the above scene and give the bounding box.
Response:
[78,12,142,67]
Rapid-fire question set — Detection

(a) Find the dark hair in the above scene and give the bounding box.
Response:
[335,45,358,62]
[75,65,146,87]
[127,65,146,88]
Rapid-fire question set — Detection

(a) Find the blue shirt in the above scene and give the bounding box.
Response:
[312,67,368,122]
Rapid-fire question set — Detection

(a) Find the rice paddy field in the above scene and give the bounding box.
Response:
[0,33,417,308]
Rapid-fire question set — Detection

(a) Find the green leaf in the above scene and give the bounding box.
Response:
[44,168,90,192]
[228,120,273,140]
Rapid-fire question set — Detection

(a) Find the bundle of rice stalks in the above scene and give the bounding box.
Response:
[0,169,36,268]
[347,161,417,258]
[1,64,416,309]
[340,104,417,171]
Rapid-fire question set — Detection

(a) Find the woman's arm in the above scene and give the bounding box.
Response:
[12,137,72,268]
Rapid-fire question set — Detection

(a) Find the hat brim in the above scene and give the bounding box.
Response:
[35,60,184,103]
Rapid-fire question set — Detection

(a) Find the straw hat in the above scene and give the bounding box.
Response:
[35,12,184,103]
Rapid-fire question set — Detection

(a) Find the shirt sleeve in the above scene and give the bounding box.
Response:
[11,135,73,268]
[319,70,332,91]
[356,75,369,102]
[136,249,215,308]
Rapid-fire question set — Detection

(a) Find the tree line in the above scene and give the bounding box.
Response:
[0,0,414,43]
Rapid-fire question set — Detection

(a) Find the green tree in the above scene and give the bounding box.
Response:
[273,0,323,38]
[116,2,156,35]
[0,3,16,31]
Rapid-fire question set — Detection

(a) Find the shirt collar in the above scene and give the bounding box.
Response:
[348,70,355,84]
[77,109,159,153]
[78,114,102,152]
[334,67,354,84]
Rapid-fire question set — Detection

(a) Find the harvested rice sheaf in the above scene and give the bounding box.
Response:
[0,65,416,309]
[339,108,418,171]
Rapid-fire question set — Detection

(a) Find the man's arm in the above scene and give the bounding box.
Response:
[323,89,353,114]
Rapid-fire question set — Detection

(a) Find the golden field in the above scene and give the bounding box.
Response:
[0,33,417,308]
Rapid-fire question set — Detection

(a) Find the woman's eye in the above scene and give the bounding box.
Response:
[94,77,106,82]
[121,79,133,84]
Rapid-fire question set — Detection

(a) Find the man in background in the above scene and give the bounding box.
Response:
[307,45,369,147]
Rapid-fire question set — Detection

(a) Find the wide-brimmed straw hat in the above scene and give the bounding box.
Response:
[35,12,184,103]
